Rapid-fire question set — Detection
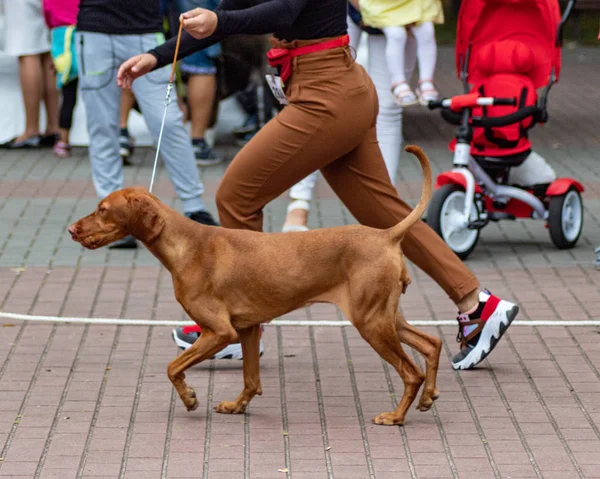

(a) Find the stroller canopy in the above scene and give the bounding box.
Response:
[456,0,562,88]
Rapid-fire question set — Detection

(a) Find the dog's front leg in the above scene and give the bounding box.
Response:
[168,325,237,411]
[215,325,263,414]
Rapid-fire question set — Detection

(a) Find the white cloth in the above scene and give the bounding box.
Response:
[383,26,409,85]
[411,21,437,82]
[4,0,50,56]
[367,32,417,182]
[289,21,418,203]
[508,151,556,186]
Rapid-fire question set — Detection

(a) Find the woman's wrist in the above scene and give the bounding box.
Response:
[147,49,162,70]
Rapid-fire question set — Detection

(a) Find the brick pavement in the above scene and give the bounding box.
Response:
[0,47,599,478]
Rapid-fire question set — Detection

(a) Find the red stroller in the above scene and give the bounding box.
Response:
[427,0,584,259]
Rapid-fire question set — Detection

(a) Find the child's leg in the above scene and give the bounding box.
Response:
[383,26,417,106]
[58,79,78,144]
[411,21,437,82]
[382,26,408,87]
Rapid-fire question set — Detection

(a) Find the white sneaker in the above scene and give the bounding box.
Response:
[452,291,519,370]
[171,326,264,360]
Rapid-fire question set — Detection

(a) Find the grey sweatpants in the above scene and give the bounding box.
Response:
[75,31,206,213]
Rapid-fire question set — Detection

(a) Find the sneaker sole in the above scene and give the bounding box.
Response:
[171,329,264,359]
[452,304,519,370]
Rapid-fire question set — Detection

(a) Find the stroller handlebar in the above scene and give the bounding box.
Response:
[472,106,540,128]
[439,105,541,128]
[428,96,517,110]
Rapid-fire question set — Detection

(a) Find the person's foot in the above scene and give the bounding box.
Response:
[0,134,42,149]
[233,114,259,137]
[119,128,135,166]
[54,141,72,158]
[193,138,223,167]
[417,80,439,107]
[172,326,264,359]
[282,200,310,232]
[452,291,519,370]
[39,133,59,148]
[235,129,258,147]
[108,235,138,249]
[391,82,418,107]
[186,210,220,226]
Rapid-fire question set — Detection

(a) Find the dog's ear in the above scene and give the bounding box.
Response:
[128,194,165,243]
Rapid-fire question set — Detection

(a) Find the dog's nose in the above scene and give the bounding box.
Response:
[68,224,76,236]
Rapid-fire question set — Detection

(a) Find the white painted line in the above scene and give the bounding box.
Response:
[0,312,599,327]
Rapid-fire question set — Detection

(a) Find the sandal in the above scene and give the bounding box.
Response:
[54,141,72,158]
[417,80,439,106]
[391,82,418,107]
[282,199,310,233]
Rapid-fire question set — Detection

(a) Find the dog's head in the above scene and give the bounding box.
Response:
[69,187,165,249]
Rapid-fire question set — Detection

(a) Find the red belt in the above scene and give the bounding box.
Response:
[267,34,350,83]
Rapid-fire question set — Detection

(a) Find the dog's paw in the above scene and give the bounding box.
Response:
[372,412,404,426]
[416,398,433,412]
[416,390,439,412]
[183,388,199,412]
[215,401,247,414]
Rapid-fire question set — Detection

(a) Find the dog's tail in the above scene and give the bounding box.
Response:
[387,145,432,243]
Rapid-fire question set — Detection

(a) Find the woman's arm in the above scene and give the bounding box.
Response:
[149,0,309,68]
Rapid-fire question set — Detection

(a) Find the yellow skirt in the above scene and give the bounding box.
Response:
[359,0,444,29]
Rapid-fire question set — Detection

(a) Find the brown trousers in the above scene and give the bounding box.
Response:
[216,38,478,304]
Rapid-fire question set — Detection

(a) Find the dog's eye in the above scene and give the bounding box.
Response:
[98,207,107,215]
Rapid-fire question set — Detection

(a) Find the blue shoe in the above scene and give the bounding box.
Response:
[233,114,259,137]
[186,210,220,227]
[193,138,223,167]
[119,128,135,166]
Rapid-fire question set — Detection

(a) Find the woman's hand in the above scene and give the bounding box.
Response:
[117,54,158,89]
[349,0,360,11]
[180,8,218,39]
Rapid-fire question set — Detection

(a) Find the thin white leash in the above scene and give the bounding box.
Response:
[149,22,184,193]
[0,311,599,328]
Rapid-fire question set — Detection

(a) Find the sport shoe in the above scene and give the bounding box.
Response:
[233,113,258,137]
[119,128,135,166]
[452,291,519,370]
[235,129,258,147]
[193,138,223,167]
[172,325,264,359]
[186,210,220,226]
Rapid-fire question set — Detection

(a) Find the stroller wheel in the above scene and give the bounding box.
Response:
[548,187,583,249]
[428,184,480,260]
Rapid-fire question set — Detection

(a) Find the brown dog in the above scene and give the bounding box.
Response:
[69,145,442,426]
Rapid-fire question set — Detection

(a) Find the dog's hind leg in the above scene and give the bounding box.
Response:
[354,313,425,426]
[395,312,442,412]
[215,325,263,414]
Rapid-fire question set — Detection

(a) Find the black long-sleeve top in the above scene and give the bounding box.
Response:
[150,0,348,68]
[78,0,163,34]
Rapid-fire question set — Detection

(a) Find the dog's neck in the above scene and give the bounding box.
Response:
[139,205,210,272]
